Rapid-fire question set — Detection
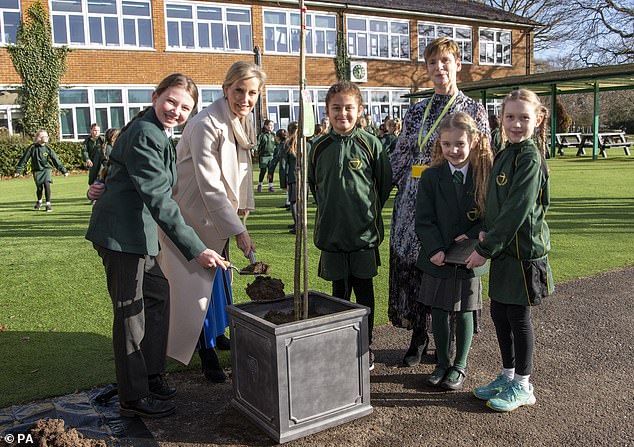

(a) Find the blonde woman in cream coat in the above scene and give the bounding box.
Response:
[158,62,265,381]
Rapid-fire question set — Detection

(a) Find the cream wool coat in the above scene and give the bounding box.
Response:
[157,99,254,364]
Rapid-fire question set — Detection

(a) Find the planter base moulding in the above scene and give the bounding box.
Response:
[227,291,373,443]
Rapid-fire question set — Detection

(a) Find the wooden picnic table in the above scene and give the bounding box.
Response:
[555,132,582,156]
[576,131,631,157]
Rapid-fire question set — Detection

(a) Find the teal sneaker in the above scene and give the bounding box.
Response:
[473,374,511,400]
[486,382,536,412]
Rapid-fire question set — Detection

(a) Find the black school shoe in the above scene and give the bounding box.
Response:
[199,347,227,383]
[426,365,448,387]
[149,374,176,400]
[120,396,175,418]
[440,366,466,391]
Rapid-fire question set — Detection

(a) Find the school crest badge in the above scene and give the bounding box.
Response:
[349,158,363,170]
[496,172,508,186]
[467,208,479,221]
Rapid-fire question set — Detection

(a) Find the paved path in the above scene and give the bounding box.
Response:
[146,267,634,446]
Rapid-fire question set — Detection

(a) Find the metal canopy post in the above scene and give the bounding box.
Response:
[550,84,557,158]
[592,81,599,160]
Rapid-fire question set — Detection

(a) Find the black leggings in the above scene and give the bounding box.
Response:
[36,181,51,202]
[332,276,374,345]
[490,300,534,376]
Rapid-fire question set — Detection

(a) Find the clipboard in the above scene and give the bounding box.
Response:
[444,239,479,265]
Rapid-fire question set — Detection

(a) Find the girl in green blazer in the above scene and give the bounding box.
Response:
[86,74,226,419]
[467,89,554,413]
[415,112,493,390]
[256,119,276,192]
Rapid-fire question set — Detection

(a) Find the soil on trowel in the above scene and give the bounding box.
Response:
[245,276,284,301]
[239,261,270,275]
[26,419,107,447]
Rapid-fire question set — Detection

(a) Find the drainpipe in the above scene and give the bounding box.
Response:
[254,46,263,130]
[525,31,531,75]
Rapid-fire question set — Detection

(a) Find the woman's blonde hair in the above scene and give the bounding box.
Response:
[223,61,267,93]
[431,112,493,215]
[500,89,549,156]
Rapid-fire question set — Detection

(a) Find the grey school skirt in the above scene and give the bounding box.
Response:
[416,272,482,312]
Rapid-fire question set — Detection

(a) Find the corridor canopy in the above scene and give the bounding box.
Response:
[407,64,634,159]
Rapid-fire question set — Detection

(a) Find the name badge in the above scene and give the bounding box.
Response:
[411,164,428,178]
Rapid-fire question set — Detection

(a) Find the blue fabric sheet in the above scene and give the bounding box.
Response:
[197,267,232,350]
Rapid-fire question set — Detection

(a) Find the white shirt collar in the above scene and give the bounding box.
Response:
[448,162,469,184]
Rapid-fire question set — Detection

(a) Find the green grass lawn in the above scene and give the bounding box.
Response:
[1,155,633,408]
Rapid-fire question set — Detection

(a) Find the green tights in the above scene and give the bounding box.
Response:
[432,308,474,380]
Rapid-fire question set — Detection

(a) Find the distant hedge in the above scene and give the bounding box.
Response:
[0,134,84,178]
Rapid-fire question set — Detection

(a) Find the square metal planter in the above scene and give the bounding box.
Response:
[226,291,373,444]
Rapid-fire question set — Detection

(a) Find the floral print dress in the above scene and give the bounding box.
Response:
[388,91,490,329]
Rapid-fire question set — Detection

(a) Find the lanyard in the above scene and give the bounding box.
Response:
[417,91,458,155]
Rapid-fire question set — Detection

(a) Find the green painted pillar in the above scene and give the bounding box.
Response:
[593,81,599,160]
[551,84,557,158]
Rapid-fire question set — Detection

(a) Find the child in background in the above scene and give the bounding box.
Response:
[280,122,298,234]
[88,127,120,185]
[81,123,104,168]
[275,127,291,210]
[257,119,276,192]
[415,112,493,390]
[14,130,69,212]
[308,81,392,370]
[467,89,553,412]
[382,118,400,154]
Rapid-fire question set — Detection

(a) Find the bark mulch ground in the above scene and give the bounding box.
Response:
[144,267,634,446]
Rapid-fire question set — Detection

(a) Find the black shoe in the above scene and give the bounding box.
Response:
[403,329,429,367]
[215,334,231,351]
[149,374,176,400]
[426,365,448,387]
[289,227,296,234]
[120,396,175,418]
[440,366,466,391]
[368,349,375,371]
[199,347,227,383]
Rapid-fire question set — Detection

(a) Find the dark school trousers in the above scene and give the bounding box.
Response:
[95,244,170,402]
[332,276,375,346]
[490,300,534,376]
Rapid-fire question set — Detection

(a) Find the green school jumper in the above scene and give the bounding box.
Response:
[15,144,68,185]
[475,139,554,306]
[257,131,276,169]
[308,128,392,280]
[82,136,105,163]
[86,108,205,260]
[88,143,113,185]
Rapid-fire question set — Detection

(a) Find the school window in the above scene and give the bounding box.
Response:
[200,88,223,107]
[0,0,20,45]
[0,88,23,135]
[417,22,472,63]
[262,8,336,57]
[365,89,410,123]
[265,87,328,131]
[165,1,252,52]
[59,86,154,140]
[346,15,409,60]
[479,28,512,66]
[50,0,153,49]
[486,99,503,117]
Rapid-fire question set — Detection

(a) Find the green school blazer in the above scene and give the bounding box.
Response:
[86,108,206,260]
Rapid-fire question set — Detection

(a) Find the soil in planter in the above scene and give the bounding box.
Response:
[25,418,107,447]
[262,308,328,324]
[245,276,285,301]
[240,261,270,275]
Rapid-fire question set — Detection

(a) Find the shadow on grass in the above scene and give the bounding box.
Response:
[0,331,114,408]
[548,197,634,232]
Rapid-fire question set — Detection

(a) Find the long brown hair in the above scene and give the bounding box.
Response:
[499,89,549,156]
[286,121,299,156]
[121,73,198,133]
[431,112,493,215]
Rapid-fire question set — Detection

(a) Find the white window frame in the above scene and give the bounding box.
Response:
[364,89,410,123]
[417,21,472,64]
[165,1,253,53]
[49,0,154,50]
[479,27,512,66]
[262,7,336,57]
[58,85,156,140]
[0,0,21,45]
[346,14,409,61]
